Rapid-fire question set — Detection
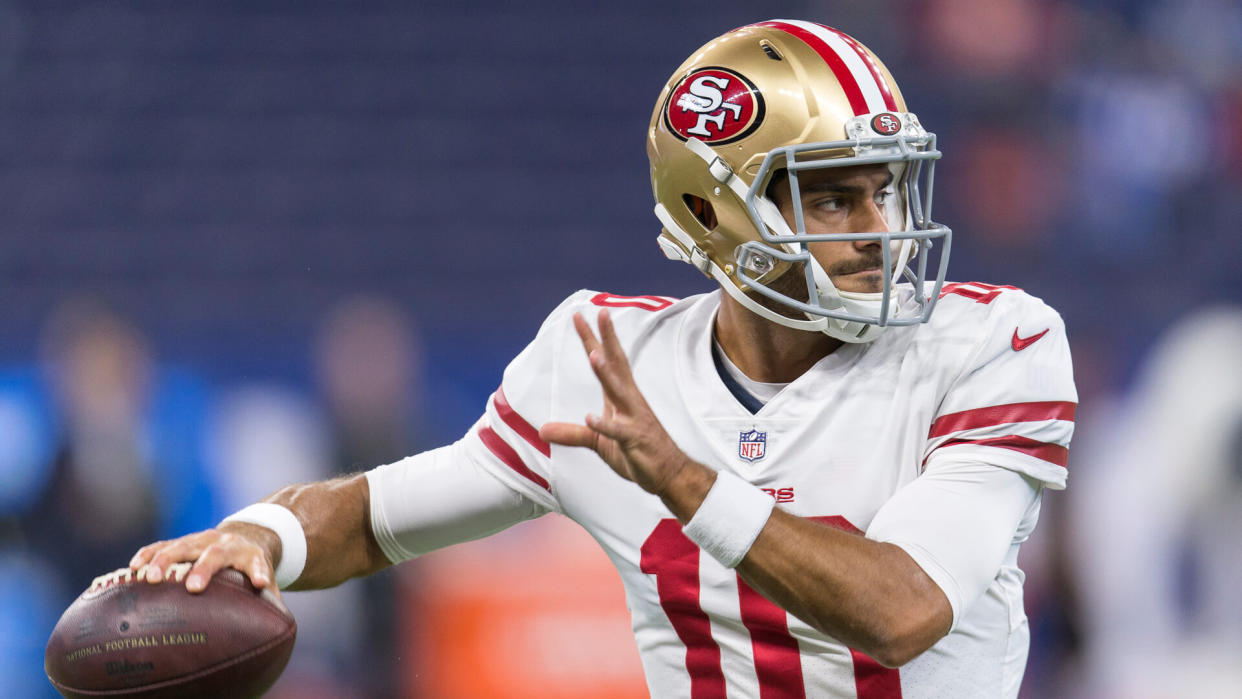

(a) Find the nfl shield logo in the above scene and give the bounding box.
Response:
[738,429,767,463]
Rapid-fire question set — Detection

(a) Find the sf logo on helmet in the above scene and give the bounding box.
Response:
[664,68,764,145]
[870,112,902,136]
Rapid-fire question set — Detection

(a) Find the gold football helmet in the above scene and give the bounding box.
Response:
[647,20,951,342]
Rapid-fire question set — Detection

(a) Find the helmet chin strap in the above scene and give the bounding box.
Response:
[654,203,826,333]
[805,235,916,342]
[806,257,885,343]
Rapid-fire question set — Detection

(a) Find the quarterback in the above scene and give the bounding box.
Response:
[132,20,1075,698]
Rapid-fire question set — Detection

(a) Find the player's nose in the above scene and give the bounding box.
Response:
[851,199,890,247]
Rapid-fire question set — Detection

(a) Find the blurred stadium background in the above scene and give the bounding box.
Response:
[4,0,1241,697]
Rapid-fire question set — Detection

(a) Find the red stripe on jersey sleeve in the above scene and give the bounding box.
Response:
[937,282,1020,305]
[478,425,551,491]
[928,401,1076,438]
[939,435,1069,468]
[493,385,551,457]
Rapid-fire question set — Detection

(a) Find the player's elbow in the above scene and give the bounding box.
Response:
[855,544,954,667]
[858,579,953,667]
[868,634,933,669]
[863,598,951,668]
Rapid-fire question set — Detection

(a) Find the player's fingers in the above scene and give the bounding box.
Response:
[569,310,637,411]
[573,311,645,418]
[185,538,269,594]
[585,412,631,442]
[145,532,219,583]
[585,348,638,416]
[596,310,632,372]
[184,543,231,593]
[575,313,635,403]
[584,356,640,419]
[589,311,643,409]
[539,421,598,449]
[247,557,276,595]
[571,312,603,356]
[130,540,168,570]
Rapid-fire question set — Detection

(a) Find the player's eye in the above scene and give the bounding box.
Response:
[813,197,845,212]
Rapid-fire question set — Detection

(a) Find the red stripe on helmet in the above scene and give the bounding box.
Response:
[756,20,869,116]
[825,27,898,112]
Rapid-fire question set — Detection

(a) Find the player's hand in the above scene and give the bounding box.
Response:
[129,523,279,596]
[540,310,695,496]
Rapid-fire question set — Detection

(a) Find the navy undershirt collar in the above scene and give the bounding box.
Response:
[710,341,765,415]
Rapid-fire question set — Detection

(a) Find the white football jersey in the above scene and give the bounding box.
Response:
[457,283,1076,698]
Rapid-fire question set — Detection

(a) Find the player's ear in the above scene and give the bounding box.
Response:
[682,195,718,230]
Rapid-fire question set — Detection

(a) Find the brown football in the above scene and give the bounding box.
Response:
[45,563,296,698]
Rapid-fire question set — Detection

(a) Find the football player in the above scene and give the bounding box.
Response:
[131,20,1075,697]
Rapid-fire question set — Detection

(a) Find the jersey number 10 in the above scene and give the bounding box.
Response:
[640,517,901,698]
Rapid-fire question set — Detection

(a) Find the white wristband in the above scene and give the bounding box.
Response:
[221,503,307,589]
[682,470,775,568]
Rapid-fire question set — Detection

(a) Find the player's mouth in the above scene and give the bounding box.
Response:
[833,265,883,286]
[827,253,885,277]
[829,262,884,293]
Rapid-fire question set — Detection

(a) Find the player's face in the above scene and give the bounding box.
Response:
[770,163,898,294]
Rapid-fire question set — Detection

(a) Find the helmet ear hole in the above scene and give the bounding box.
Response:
[682,194,718,230]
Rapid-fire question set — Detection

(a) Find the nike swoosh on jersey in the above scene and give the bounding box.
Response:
[1012,328,1050,351]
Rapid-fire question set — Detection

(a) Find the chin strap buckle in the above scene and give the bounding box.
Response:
[688,246,712,274]
[686,138,735,184]
[655,205,715,278]
[707,156,733,183]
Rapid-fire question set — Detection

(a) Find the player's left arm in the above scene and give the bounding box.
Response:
[736,461,1038,668]
[541,309,1046,668]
